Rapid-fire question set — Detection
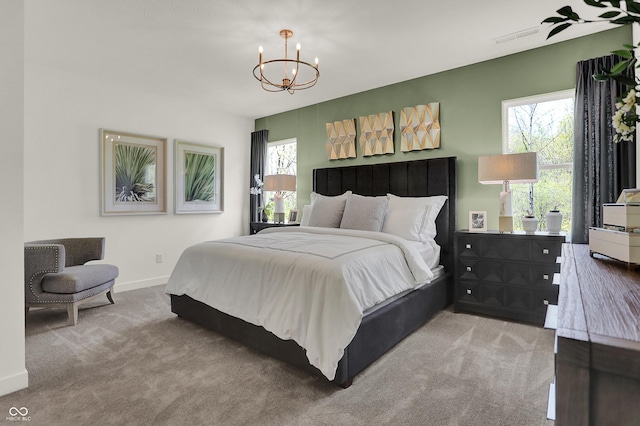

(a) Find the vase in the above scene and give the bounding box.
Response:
[522,217,538,234]
[546,210,562,234]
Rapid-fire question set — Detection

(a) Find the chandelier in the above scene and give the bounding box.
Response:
[253,29,319,94]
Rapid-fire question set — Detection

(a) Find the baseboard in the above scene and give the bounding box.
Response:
[0,369,28,397]
[113,276,169,293]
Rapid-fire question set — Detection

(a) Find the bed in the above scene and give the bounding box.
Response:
[168,156,457,387]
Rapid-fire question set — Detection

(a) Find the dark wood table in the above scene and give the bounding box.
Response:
[554,243,640,425]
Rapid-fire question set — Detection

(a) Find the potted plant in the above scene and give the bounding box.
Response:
[546,207,563,234]
[522,209,539,234]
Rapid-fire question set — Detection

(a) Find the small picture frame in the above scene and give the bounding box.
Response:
[289,210,298,223]
[469,211,487,233]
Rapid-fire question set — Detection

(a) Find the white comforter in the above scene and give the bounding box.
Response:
[165,227,436,380]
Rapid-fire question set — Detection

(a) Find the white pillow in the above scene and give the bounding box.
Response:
[385,194,448,239]
[306,191,352,228]
[340,194,389,232]
[300,204,312,227]
[382,206,431,242]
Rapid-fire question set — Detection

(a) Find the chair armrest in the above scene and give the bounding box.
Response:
[24,243,65,301]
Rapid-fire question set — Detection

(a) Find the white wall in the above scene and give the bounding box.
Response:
[24,42,253,292]
[0,2,29,396]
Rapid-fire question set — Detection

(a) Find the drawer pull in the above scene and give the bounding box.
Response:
[466,289,472,295]
[465,243,472,249]
[543,299,549,305]
[542,248,549,255]
[543,274,549,280]
[466,266,472,272]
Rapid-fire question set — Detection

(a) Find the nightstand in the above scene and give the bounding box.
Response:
[454,230,565,325]
[250,221,300,235]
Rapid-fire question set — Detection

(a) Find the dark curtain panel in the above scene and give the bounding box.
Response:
[572,54,636,243]
[250,129,268,223]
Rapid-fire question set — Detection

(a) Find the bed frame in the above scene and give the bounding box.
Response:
[171,156,457,388]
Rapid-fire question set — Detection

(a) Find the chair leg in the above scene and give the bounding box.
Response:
[67,303,78,326]
[106,290,115,304]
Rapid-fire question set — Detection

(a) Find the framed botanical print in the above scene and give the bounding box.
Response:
[174,140,224,214]
[101,129,167,215]
[469,210,487,233]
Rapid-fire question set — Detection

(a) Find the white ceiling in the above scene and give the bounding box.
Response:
[25,0,614,119]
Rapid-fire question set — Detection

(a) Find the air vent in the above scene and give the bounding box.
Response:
[493,26,540,45]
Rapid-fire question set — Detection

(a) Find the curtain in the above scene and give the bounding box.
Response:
[250,129,268,223]
[572,54,636,243]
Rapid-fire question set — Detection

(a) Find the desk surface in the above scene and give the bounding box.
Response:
[558,243,640,348]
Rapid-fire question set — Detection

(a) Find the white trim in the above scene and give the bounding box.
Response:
[501,89,574,152]
[0,369,28,397]
[113,276,169,293]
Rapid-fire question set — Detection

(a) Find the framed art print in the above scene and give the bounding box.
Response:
[469,210,487,233]
[101,129,167,215]
[174,140,224,214]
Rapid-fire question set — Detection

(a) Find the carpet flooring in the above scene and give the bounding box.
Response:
[1,285,555,426]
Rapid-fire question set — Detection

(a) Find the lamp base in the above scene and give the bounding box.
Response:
[499,216,513,233]
[274,213,285,224]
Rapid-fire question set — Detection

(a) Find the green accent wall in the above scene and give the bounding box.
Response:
[255,27,631,230]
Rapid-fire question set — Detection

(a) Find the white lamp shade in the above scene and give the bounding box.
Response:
[263,174,297,192]
[478,152,539,184]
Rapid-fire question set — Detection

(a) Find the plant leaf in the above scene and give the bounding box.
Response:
[557,6,577,17]
[626,1,640,14]
[600,11,621,18]
[542,16,568,24]
[610,0,621,7]
[584,0,608,7]
[610,60,630,74]
[611,16,640,24]
[547,23,573,38]
[611,49,633,58]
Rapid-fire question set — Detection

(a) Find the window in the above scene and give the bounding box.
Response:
[503,90,573,233]
[265,138,297,221]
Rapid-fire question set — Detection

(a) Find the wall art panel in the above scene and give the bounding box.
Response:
[326,119,357,160]
[400,103,440,151]
[359,111,394,156]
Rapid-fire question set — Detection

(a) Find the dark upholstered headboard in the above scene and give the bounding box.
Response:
[313,157,457,273]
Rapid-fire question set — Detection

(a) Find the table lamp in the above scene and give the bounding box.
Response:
[263,174,296,223]
[478,152,538,233]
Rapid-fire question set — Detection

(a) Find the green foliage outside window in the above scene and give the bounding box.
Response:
[506,96,574,233]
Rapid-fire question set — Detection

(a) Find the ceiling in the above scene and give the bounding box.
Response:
[25,0,614,119]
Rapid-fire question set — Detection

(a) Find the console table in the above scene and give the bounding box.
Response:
[551,243,640,425]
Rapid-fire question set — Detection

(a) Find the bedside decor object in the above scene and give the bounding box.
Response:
[174,140,223,214]
[253,29,319,94]
[264,174,296,223]
[101,129,167,215]
[522,210,539,234]
[359,111,394,156]
[546,208,562,234]
[478,152,538,233]
[469,211,487,233]
[326,119,357,160]
[400,103,440,151]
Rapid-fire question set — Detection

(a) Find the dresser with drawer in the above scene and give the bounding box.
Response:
[454,230,565,325]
